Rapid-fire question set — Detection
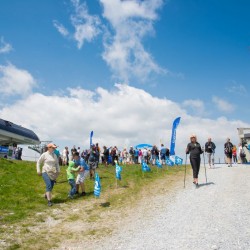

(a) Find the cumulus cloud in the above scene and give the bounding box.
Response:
[0,37,13,54]
[0,84,248,161]
[212,96,235,113]
[101,0,165,82]
[182,99,205,115]
[54,0,101,49]
[0,64,36,97]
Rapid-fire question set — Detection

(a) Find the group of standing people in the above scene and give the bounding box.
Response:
[102,144,170,166]
[37,136,248,205]
[186,135,248,188]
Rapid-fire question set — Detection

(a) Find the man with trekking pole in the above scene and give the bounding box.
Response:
[205,137,216,168]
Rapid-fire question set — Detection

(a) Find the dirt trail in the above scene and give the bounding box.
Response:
[58,165,250,250]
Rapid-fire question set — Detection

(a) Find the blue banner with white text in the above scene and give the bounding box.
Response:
[170,117,181,156]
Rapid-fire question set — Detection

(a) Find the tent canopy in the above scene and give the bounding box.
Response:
[134,143,153,149]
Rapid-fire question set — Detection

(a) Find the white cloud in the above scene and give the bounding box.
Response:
[0,64,36,97]
[53,20,69,37]
[54,0,101,49]
[71,0,101,49]
[182,99,205,115]
[212,96,235,113]
[101,0,165,82]
[0,84,248,161]
[0,37,13,54]
[54,0,166,82]
[226,82,248,96]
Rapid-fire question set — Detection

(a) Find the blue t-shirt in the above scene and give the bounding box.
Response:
[74,157,90,171]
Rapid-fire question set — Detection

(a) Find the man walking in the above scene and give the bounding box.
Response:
[205,138,216,168]
[224,138,233,167]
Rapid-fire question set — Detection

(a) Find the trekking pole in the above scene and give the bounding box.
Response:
[184,154,187,188]
[203,152,207,184]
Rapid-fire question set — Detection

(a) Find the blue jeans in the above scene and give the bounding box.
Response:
[68,179,76,196]
[42,172,55,192]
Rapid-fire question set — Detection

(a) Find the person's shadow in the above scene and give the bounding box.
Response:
[198,182,215,188]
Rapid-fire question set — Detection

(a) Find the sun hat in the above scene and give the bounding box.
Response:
[47,143,57,148]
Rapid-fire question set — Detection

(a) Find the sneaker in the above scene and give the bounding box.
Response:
[48,201,53,207]
[81,192,86,196]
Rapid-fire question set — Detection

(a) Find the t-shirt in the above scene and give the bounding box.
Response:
[74,157,90,171]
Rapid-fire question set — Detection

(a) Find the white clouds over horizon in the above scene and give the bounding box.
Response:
[0,78,247,159]
[0,36,13,54]
[0,64,36,97]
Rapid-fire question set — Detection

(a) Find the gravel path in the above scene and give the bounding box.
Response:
[91,164,250,250]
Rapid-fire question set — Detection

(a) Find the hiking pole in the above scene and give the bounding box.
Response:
[184,154,187,188]
[203,152,207,184]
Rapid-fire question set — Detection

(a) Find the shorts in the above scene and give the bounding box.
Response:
[226,153,232,159]
[76,170,89,184]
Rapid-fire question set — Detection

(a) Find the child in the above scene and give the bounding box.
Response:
[73,152,90,196]
[66,161,80,199]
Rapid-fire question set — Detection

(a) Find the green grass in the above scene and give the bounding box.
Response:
[0,158,187,225]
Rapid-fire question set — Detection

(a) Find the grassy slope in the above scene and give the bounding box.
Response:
[0,158,189,249]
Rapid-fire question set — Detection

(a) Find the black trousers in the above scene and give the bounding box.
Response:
[190,157,201,178]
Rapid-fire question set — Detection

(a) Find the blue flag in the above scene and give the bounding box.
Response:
[90,130,94,148]
[0,146,8,153]
[142,161,151,172]
[166,157,174,166]
[170,117,181,155]
[175,156,183,165]
[115,162,122,180]
[155,159,162,168]
[94,173,101,197]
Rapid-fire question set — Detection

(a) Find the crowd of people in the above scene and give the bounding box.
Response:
[36,137,248,206]
[187,136,248,189]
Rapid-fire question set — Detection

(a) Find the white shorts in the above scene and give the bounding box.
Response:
[76,170,89,184]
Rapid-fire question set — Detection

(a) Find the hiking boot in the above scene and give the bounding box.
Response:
[48,201,53,207]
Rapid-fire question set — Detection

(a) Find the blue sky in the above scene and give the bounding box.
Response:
[0,0,250,159]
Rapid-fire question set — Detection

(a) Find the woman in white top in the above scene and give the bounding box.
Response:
[37,143,60,206]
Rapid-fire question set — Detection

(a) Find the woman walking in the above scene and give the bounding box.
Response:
[37,143,60,206]
[186,134,203,188]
